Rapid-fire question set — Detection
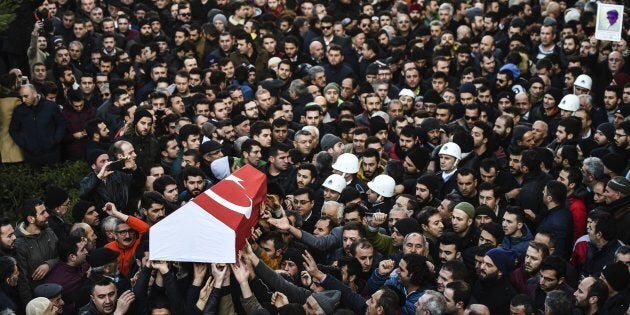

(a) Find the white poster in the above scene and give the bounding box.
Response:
[595,3,623,41]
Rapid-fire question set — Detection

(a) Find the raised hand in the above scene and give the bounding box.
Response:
[378,259,395,277]
[211,263,228,287]
[151,261,170,274]
[193,263,208,286]
[230,261,250,284]
[370,212,387,227]
[114,290,135,315]
[302,250,324,281]
[268,215,291,231]
[272,292,289,308]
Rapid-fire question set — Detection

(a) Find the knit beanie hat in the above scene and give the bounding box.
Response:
[370,116,388,134]
[545,87,563,105]
[394,218,422,236]
[88,248,119,268]
[475,205,498,222]
[596,123,616,143]
[454,202,475,219]
[72,200,94,223]
[323,83,340,94]
[511,125,531,145]
[607,176,630,195]
[458,82,477,96]
[601,261,629,292]
[44,186,69,210]
[87,149,108,166]
[213,13,227,25]
[417,174,440,195]
[311,290,341,314]
[420,117,441,132]
[423,89,442,104]
[26,297,51,315]
[321,134,342,151]
[406,147,430,170]
[601,153,625,176]
[282,247,304,269]
[486,248,517,276]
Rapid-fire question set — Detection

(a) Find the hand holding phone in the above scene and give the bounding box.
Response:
[107,159,125,172]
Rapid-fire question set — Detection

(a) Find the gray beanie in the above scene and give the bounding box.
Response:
[321,134,342,150]
[311,290,341,314]
[213,13,227,25]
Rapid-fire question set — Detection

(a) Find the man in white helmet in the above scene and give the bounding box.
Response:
[322,174,346,202]
[332,153,368,195]
[437,142,462,199]
[573,74,592,95]
[558,94,579,118]
[366,174,396,215]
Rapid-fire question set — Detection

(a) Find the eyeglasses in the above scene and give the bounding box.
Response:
[608,58,622,62]
[465,115,478,121]
[116,229,137,236]
[321,25,332,30]
[179,12,191,16]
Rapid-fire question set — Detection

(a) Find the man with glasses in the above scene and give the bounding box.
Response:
[450,103,480,133]
[313,15,348,51]
[611,121,629,158]
[103,202,149,277]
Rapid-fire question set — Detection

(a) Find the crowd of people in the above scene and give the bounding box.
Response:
[0,0,629,313]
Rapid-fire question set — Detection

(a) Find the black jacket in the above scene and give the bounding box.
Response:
[472,277,516,315]
[9,95,65,165]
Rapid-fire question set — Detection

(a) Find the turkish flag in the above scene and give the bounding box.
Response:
[150,165,267,263]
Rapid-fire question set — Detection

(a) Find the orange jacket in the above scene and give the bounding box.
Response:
[104,216,149,277]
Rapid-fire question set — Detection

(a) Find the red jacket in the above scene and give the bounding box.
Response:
[105,216,149,277]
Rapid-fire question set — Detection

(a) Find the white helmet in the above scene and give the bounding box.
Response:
[574,74,592,91]
[367,175,396,198]
[559,94,579,112]
[322,174,347,193]
[438,142,462,160]
[332,153,359,174]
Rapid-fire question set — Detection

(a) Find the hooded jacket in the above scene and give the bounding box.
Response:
[14,222,59,304]
[501,224,534,258]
